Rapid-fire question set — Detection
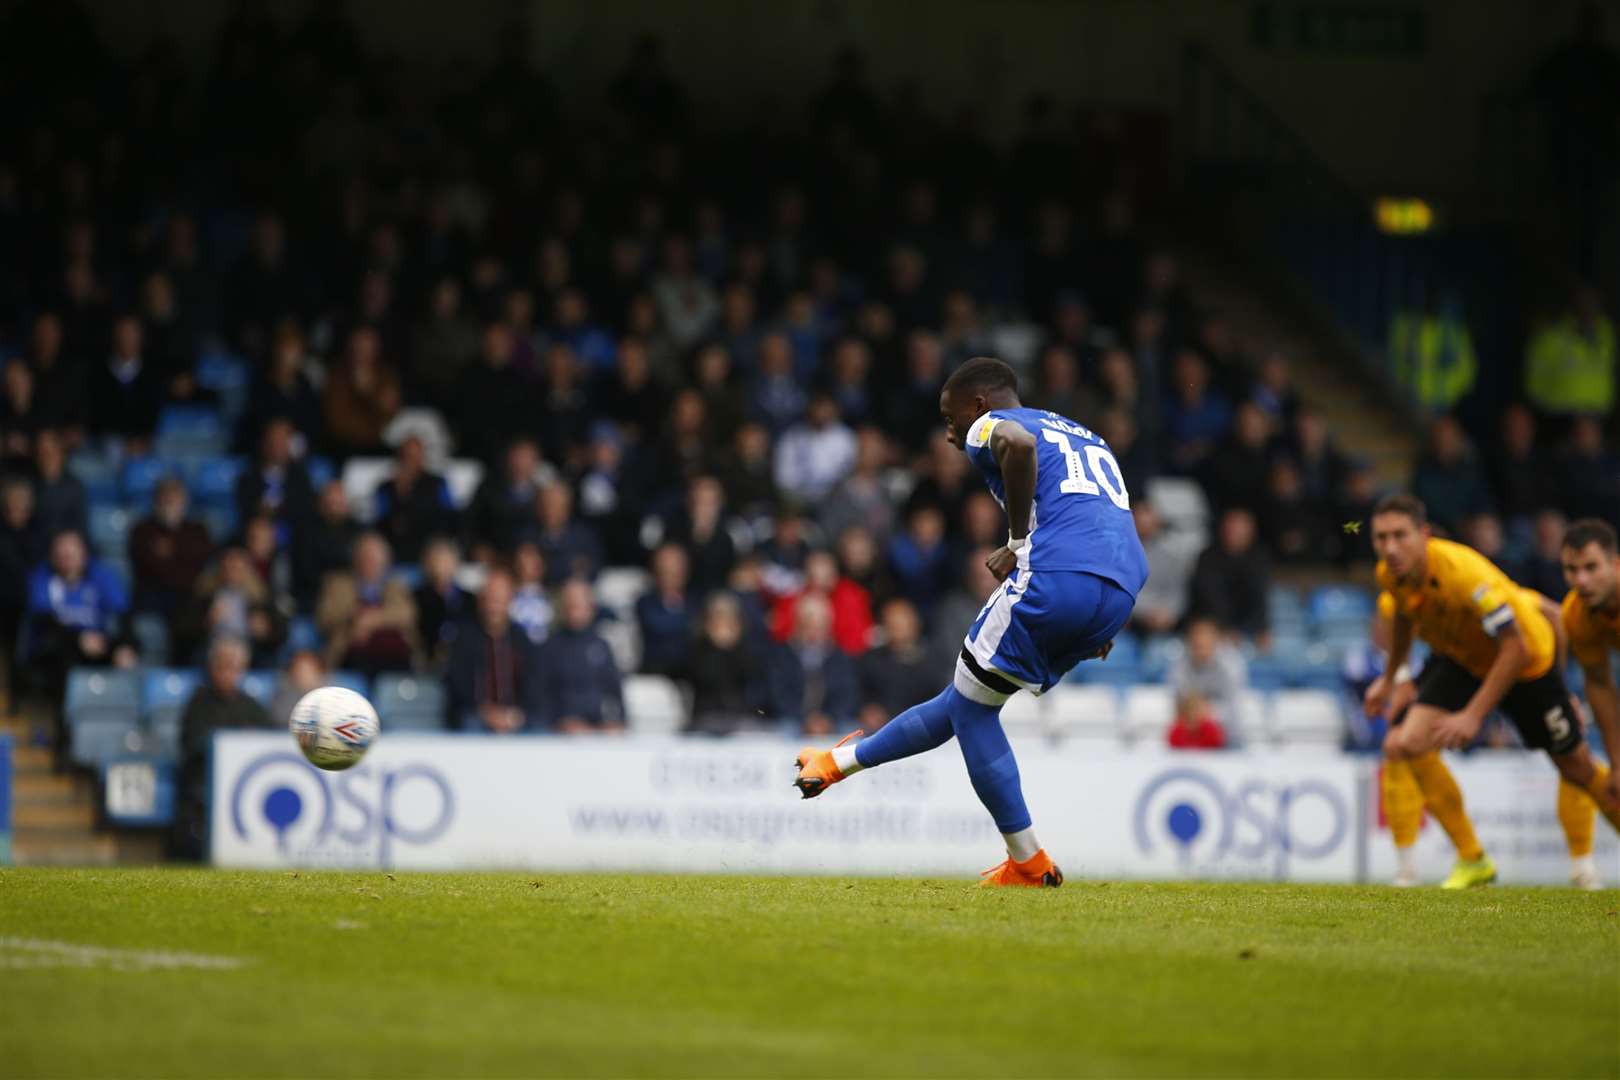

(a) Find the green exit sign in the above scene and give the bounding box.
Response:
[1253,2,1428,55]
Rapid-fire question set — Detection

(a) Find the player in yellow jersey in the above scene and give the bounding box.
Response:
[1364,495,1620,888]
[1561,519,1620,819]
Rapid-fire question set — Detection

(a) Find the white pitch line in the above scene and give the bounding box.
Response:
[0,936,248,971]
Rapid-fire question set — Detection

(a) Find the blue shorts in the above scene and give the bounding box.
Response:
[956,569,1135,702]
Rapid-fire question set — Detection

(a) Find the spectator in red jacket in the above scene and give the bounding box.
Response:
[770,548,873,655]
[1168,692,1228,750]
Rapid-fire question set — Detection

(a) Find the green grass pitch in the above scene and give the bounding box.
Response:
[1,869,1617,1078]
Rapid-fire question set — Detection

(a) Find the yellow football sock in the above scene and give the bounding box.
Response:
[1382,758,1424,849]
[1583,762,1620,835]
[1408,751,1484,862]
[1558,779,1596,858]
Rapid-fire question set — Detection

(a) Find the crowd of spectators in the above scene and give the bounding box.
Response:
[0,4,1615,751]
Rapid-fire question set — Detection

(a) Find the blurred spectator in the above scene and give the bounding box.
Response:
[535,580,624,733]
[1487,403,1547,526]
[174,636,270,859]
[508,541,553,645]
[908,430,975,533]
[1525,286,1615,417]
[0,478,44,686]
[1259,458,1340,564]
[294,481,358,608]
[527,481,602,585]
[1167,692,1228,750]
[1387,288,1476,412]
[321,327,402,458]
[243,515,295,608]
[129,476,214,618]
[240,322,321,453]
[1169,618,1248,731]
[458,324,529,465]
[0,361,41,465]
[637,543,694,678]
[1249,352,1300,429]
[579,422,655,564]
[23,314,86,432]
[607,339,667,443]
[652,236,719,351]
[1518,510,1572,598]
[750,332,807,435]
[1188,509,1270,641]
[1032,345,1093,422]
[315,532,419,675]
[415,538,470,671]
[236,417,316,548]
[771,548,873,656]
[408,278,478,404]
[1288,409,1349,508]
[763,592,859,735]
[1461,512,1510,568]
[1095,409,1153,501]
[1411,416,1494,535]
[89,314,164,448]
[31,429,86,540]
[691,344,744,443]
[1131,502,1200,635]
[1162,350,1231,476]
[447,569,547,733]
[23,530,136,697]
[824,338,874,427]
[714,422,778,519]
[774,394,857,503]
[270,650,327,728]
[885,330,947,452]
[374,435,454,564]
[887,503,953,619]
[1204,401,1273,514]
[185,547,286,667]
[819,427,898,543]
[466,438,553,557]
[655,390,712,494]
[687,592,764,735]
[858,598,937,732]
[757,508,812,599]
[1560,416,1620,526]
[661,475,738,595]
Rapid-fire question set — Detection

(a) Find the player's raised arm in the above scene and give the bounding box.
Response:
[986,419,1036,581]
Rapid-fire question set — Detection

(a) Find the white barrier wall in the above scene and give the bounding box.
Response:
[210,733,1617,885]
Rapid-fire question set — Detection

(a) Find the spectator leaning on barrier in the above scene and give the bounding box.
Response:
[315,531,419,675]
[447,568,547,733]
[535,580,624,733]
[173,635,272,859]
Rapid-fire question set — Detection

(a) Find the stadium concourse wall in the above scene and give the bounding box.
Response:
[206,732,1615,885]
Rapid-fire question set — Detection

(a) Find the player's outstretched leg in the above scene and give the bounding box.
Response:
[945,684,1059,888]
[1557,779,1602,890]
[792,688,955,799]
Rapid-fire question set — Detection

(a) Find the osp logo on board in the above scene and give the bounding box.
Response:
[1132,767,1351,877]
[227,751,455,867]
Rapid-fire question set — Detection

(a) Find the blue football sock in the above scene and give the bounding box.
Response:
[948,687,1033,834]
[854,687,955,768]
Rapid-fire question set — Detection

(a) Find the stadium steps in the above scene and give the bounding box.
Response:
[3,717,161,866]
[1176,245,1418,489]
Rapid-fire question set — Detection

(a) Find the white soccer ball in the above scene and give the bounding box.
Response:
[289,686,380,771]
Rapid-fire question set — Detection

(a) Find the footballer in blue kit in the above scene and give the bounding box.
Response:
[794,357,1148,886]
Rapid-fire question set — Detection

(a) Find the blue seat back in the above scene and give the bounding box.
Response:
[239,670,278,708]
[66,668,142,717]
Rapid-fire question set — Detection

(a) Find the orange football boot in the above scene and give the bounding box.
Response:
[979,848,1064,888]
[792,729,863,799]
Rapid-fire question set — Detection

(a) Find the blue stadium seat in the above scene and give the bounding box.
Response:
[239,669,278,708]
[120,457,175,504]
[156,405,227,452]
[71,717,143,768]
[1309,586,1375,629]
[199,505,239,543]
[190,457,245,507]
[88,505,134,558]
[70,452,120,502]
[327,671,369,697]
[1071,658,1144,688]
[143,667,202,744]
[305,455,337,491]
[391,564,423,591]
[1138,636,1182,683]
[1267,586,1307,633]
[66,668,142,721]
[283,616,322,657]
[1246,655,1292,691]
[373,674,447,732]
[131,613,170,665]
